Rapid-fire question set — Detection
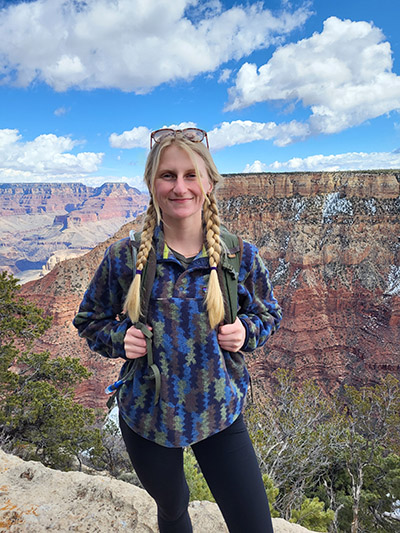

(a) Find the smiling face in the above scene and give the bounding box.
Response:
[152,144,212,228]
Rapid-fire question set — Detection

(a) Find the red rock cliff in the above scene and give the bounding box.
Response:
[218,171,400,391]
[0,182,148,280]
[20,171,400,408]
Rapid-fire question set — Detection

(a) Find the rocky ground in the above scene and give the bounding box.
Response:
[0,450,320,533]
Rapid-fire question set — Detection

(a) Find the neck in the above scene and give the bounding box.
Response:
[162,217,204,257]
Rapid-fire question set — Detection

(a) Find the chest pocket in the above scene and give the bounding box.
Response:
[151,261,210,300]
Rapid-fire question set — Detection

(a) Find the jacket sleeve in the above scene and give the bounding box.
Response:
[72,239,134,359]
[237,241,282,352]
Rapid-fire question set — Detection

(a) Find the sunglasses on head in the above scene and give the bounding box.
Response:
[150,128,209,149]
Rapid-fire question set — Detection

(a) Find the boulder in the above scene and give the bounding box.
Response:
[0,450,320,532]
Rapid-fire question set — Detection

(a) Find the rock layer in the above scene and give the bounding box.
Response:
[217,171,400,391]
[19,171,400,407]
[0,182,148,282]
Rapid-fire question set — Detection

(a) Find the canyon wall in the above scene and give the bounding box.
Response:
[0,182,148,283]
[19,171,400,408]
[217,171,400,391]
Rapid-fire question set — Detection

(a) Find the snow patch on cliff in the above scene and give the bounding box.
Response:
[386,266,400,296]
[322,192,353,223]
[292,198,307,221]
[273,258,289,284]
[364,198,377,215]
[290,268,301,288]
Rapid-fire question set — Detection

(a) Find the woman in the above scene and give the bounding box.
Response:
[74,127,282,533]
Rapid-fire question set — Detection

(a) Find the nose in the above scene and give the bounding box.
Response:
[172,175,188,194]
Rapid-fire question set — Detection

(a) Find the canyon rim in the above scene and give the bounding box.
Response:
[14,170,400,408]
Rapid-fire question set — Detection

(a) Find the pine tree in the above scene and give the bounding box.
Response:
[0,271,102,470]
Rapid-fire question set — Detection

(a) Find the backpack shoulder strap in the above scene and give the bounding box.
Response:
[130,227,243,325]
[219,226,243,324]
[128,230,160,404]
[129,229,140,262]
[129,230,156,324]
[107,230,160,410]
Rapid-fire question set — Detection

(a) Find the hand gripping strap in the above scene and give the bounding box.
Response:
[106,234,160,409]
[134,321,161,406]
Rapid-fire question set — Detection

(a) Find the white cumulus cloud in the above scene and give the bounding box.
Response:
[109,122,198,149]
[243,150,400,173]
[0,129,104,182]
[243,160,265,173]
[0,0,310,92]
[110,119,311,150]
[110,127,151,150]
[228,17,400,142]
[208,120,310,149]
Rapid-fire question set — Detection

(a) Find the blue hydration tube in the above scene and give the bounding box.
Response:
[105,379,125,395]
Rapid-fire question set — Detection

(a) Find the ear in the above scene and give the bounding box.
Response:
[207,180,213,194]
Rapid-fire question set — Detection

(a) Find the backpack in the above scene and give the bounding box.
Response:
[106,227,243,409]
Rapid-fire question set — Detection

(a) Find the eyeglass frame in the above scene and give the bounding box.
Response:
[150,128,209,149]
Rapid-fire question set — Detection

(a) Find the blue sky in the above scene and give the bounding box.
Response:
[0,0,399,190]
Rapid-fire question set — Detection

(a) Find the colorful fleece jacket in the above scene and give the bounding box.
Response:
[73,225,282,448]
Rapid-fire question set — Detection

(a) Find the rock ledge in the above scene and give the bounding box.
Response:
[0,450,320,532]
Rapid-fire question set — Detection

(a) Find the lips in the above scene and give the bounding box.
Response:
[169,198,193,202]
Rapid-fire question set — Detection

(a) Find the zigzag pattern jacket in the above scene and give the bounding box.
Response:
[73,225,282,447]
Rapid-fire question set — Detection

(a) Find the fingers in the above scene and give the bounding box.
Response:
[124,325,150,359]
[217,318,246,352]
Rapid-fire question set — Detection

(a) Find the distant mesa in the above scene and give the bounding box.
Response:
[0,182,149,283]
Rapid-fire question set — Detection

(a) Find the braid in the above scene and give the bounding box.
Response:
[124,201,157,322]
[203,192,225,328]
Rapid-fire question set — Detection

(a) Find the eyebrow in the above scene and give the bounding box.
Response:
[157,167,197,174]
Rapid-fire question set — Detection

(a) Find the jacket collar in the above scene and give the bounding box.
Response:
[153,225,208,262]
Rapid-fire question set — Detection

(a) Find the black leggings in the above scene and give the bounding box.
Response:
[119,414,274,533]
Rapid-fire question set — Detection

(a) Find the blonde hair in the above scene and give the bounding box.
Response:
[124,133,225,329]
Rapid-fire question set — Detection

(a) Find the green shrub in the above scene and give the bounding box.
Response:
[290,497,334,532]
[183,448,215,502]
